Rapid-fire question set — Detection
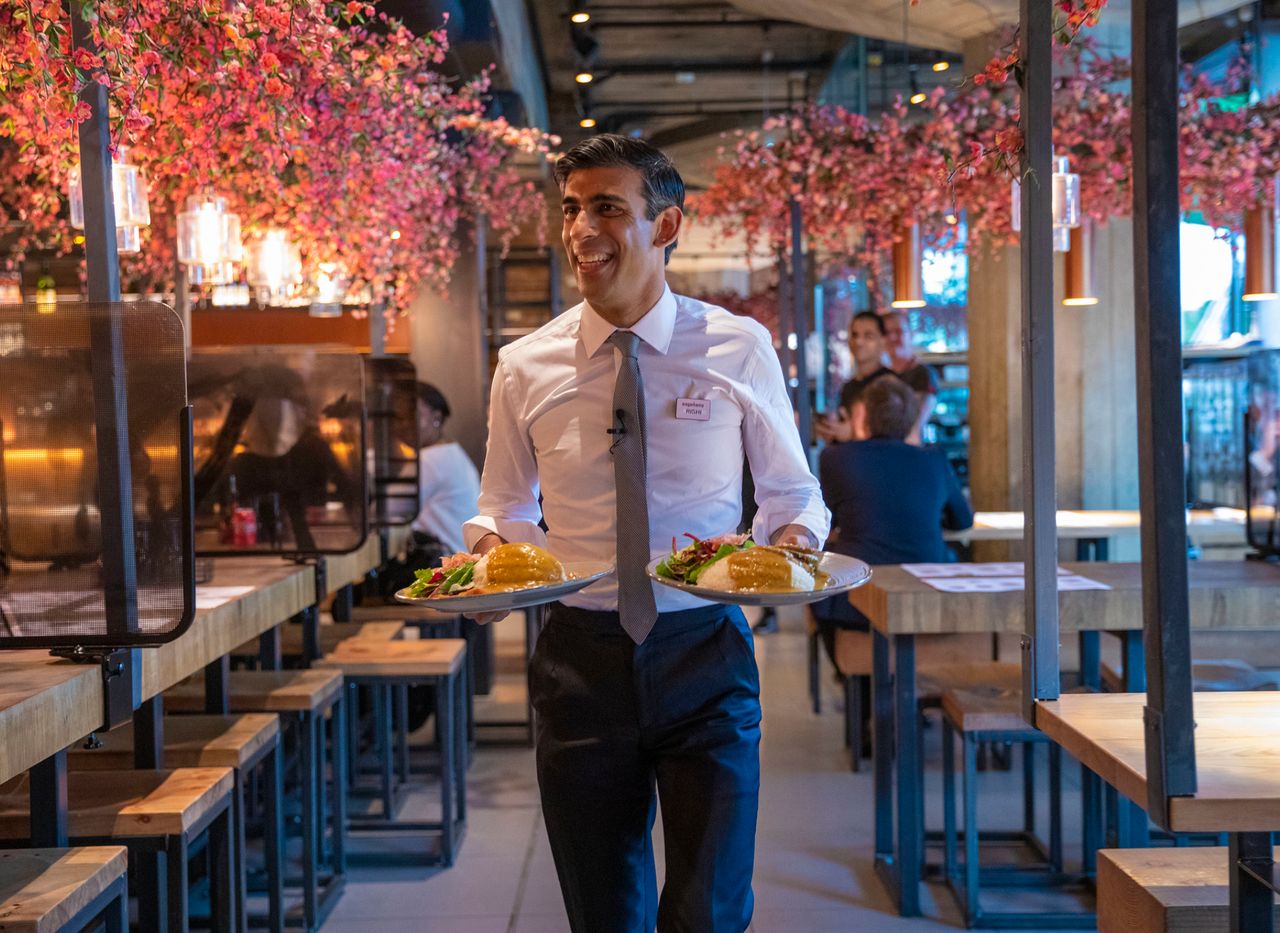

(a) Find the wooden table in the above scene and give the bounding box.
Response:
[0,559,314,787]
[849,560,1280,917]
[1037,692,1280,833]
[942,508,1246,553]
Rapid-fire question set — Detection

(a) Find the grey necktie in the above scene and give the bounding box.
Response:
[608,330,659,643]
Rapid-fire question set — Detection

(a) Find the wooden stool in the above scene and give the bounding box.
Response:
[68,715,285,933]
[316,639,467,866]
[0,769,236,933]
[166,672,345,932]
[0,846,129,932]
[1097,846,1280,933]
[940,685,1089,929]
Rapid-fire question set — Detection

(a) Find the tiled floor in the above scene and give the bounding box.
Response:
[323,608,1095,931]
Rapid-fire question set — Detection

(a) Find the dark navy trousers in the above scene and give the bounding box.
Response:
[530,601,762,933]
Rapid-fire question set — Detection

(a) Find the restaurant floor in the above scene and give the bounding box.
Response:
[321,607,1094,932]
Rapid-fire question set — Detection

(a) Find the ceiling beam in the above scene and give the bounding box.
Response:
[600,56,828,74]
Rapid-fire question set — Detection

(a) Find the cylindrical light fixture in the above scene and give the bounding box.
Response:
[67,146,150,255]
[1244,205,1278,302]
[1063,219,1098,307]
[891,219,926,309]
[248,228,302,305]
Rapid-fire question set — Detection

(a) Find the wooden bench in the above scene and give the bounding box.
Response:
[165,670,343,714]
[0,769,236,933]
[1098,846,1280,932]
[315,639,467,866]
[830,627,1019,772]
[0,846,129,932]
[232,620,403,663]
[68,715,285,933]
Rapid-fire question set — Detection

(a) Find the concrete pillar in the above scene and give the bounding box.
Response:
[408,223,489,469]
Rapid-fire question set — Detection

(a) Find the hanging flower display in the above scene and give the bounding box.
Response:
[0,1,557,315]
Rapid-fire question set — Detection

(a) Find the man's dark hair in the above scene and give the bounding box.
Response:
[554,133,685,263]
[862,375,919,440]
[416,381,450,420]
[851,310,886,335]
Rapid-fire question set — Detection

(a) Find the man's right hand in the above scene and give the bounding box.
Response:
[465,533,510,626]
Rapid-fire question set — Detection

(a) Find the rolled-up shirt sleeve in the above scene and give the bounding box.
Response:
[741,333,831,547]
[463,357,548,551]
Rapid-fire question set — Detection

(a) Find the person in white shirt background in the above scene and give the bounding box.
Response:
[411,381,481,555]
[462,134,829,933]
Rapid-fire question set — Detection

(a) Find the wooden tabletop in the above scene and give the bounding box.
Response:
[849,560,1280,636]
[942,509,1246,545]
[0,558,314,786]
[1035,692,1280,832]
[323,534,383,593]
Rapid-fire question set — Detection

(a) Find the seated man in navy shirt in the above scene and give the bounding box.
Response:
[813,376,973,664]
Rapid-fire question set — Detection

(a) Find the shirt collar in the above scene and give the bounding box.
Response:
[579,285,676,358]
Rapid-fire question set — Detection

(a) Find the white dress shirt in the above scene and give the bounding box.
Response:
[412,441,481,555]
[463,286,831,612]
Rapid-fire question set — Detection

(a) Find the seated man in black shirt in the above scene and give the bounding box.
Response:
[817,310,899,444]
[813,376,973,664]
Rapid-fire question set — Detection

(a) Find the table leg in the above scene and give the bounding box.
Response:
[872,630,894,867]
[29,750,67,847]
[894,634,921,916]
[259,626,282,672]
[1230,831,1275,933]
[1078,632,1101,691]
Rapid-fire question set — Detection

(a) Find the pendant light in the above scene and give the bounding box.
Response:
[247,228,302,305]
[177,192,242,281]
[1010,154,1081,253]
[1243,205,1277,302]
[67,146,151,255]
[1062,219,1098,306]
[891,218,926,309]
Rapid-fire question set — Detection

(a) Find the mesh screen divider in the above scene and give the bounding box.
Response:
[189,346,368,556]
[0,301,194,647]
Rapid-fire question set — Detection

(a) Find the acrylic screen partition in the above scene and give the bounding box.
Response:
[365,356,420,528]
[0,301,194,647]
[189,346,368,556]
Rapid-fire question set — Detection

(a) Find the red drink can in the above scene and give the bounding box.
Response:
[232,507,258,547]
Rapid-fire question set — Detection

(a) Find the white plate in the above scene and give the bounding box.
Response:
[395,561,613,614]
[645,551,872,607]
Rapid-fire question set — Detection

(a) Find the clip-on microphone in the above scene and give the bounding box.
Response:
[607,408,627,451]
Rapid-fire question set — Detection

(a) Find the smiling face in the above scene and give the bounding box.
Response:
[561,165,682,327]
[848,316,886,373]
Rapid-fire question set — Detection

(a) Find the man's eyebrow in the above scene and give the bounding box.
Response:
[561,193,628,206]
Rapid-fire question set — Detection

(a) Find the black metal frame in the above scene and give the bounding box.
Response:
[363,355,420,530]
[1131,0,1198,825]
[1019,0,1061,716]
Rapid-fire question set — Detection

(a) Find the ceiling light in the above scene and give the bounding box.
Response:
[571,11,590,23]
[909,67,925,105]
[575,71,594,84]
[1244,204,1278,302]
[892,218,926,309]
[932,60,950,72]
[944,212,958,225]
[867,52,883,68]
[579,116,597,128]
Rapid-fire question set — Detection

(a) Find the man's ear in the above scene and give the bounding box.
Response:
[652,205,683,251]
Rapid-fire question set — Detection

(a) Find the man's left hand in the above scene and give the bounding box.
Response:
[771,524,818,549]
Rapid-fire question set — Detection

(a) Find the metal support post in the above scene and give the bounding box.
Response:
[1019,0,1060,714]
[790,196,812,453]
[205,654,230,715]
[1230,832,1276,933]
[1132,0,1197,822]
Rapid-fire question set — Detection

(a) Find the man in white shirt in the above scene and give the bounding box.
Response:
[464,135,829,933]
[410,381,480,555]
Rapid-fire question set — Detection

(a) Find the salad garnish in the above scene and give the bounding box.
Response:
[407,551,480,598]
[655,532,754,584]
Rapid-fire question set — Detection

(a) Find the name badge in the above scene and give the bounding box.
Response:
[676,398,711,421]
